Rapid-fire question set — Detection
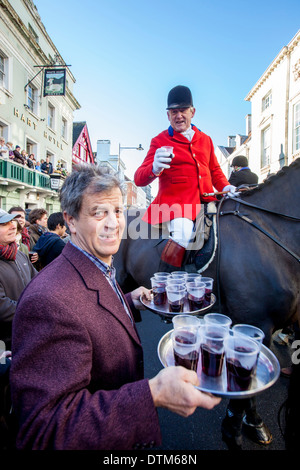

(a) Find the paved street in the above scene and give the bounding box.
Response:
[136,309,292,451]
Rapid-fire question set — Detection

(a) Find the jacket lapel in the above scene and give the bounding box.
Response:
[62,243,141,346]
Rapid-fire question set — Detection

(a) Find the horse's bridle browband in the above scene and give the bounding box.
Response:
[218,196,300,263]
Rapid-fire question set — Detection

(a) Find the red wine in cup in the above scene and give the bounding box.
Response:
[200,344,224,377]
[168,301,184,313]
[188,295,204,311]
[174,332,199,371]
[226,348,256,391]
[153,288,166,306]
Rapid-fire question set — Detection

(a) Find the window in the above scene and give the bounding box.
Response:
[0,120,8,141]
[262,91,272,112]
[27,84,37,113]
[261,126,271,168]
[294,102,300,153]
[61,117,67,139]
[0,55,4,87]
[47,103,55,129]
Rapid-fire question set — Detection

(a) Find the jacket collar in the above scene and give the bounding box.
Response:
[61,242,141,345]
[168,123,200,137]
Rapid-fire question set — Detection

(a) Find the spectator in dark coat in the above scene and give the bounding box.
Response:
[27,208,48,250]
[0,209,37,350]
[33,212,67,268]
[41,156,53,175]
[13,146,26,165]
[229,156,258,187]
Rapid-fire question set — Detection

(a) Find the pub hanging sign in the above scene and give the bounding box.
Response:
[43,68,66,97]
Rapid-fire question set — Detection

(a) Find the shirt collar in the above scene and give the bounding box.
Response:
[70,241,115,277]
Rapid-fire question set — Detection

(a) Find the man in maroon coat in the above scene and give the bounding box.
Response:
[10,164,220,450]
[134,85,238,270]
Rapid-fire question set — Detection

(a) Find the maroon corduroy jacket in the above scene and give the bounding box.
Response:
[10,242,161,450]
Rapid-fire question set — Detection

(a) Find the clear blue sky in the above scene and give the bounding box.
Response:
[34,0,300,183]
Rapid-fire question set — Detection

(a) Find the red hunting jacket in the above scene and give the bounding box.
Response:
[134,125,229,225]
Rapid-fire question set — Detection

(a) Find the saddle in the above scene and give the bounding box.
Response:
[185,201,218,272]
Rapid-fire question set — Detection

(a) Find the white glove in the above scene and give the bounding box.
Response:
[152,148,173,176]
[222,184,239,198]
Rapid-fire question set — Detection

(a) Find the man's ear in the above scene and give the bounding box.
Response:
[63,212,76,235]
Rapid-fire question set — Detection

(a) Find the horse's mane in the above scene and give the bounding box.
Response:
[241,157,300,198]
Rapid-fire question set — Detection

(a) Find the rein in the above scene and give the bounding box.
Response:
[219,196,300,262]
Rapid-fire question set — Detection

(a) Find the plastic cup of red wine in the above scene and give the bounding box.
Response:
[170,271,187,279]
[199,277,214,307]
[172,314,202,331]
[186,281,206,311]
[231,324,265,350]
[166,284,186,313]
[150,276,167,306]
[204,313,232,331]
[161,146,174,159]
[185,273,202,283]
[171,327,200,372]
[225,334,260,392]
[153,272,171,280]
[200,325,228,377]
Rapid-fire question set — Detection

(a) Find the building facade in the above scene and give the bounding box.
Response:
[0,0,80,212]
[96,139,126,182]
[72,122,94,166]
[96,139,151,208]
[217,30,300,183]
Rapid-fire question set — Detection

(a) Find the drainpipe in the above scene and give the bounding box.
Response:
[284,46,290,166]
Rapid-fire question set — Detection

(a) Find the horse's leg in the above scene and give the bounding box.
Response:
[222,396,273,449]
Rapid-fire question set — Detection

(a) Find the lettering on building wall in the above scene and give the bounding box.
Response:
[13,108,64,150]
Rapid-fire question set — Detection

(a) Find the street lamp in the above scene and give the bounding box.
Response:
[118,143,144,173]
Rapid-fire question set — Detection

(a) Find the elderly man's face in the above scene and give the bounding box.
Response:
[65,187,125,265]
[0,220,17,246]
[167,107,196,133]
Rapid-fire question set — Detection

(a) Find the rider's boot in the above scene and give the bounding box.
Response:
[158,239,186,273]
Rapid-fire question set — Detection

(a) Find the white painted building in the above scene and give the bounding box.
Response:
[246,30,300,180]
[217,30,300,183]
[0,0,80,211]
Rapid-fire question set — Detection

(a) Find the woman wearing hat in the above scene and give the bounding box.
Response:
[0,209,37,350]
[134,85,237,270]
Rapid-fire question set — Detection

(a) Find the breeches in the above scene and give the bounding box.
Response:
[166,218,194,248]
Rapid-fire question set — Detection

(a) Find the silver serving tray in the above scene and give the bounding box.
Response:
[140,293,216,319]
[157,329,280,398]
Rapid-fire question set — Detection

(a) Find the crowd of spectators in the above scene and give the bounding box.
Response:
[0,137,68,176]
[0,204,70,448]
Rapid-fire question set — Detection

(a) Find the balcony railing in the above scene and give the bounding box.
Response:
[0,157,52,191]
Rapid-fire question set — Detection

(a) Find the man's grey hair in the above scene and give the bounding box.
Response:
[60,164,125,219]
